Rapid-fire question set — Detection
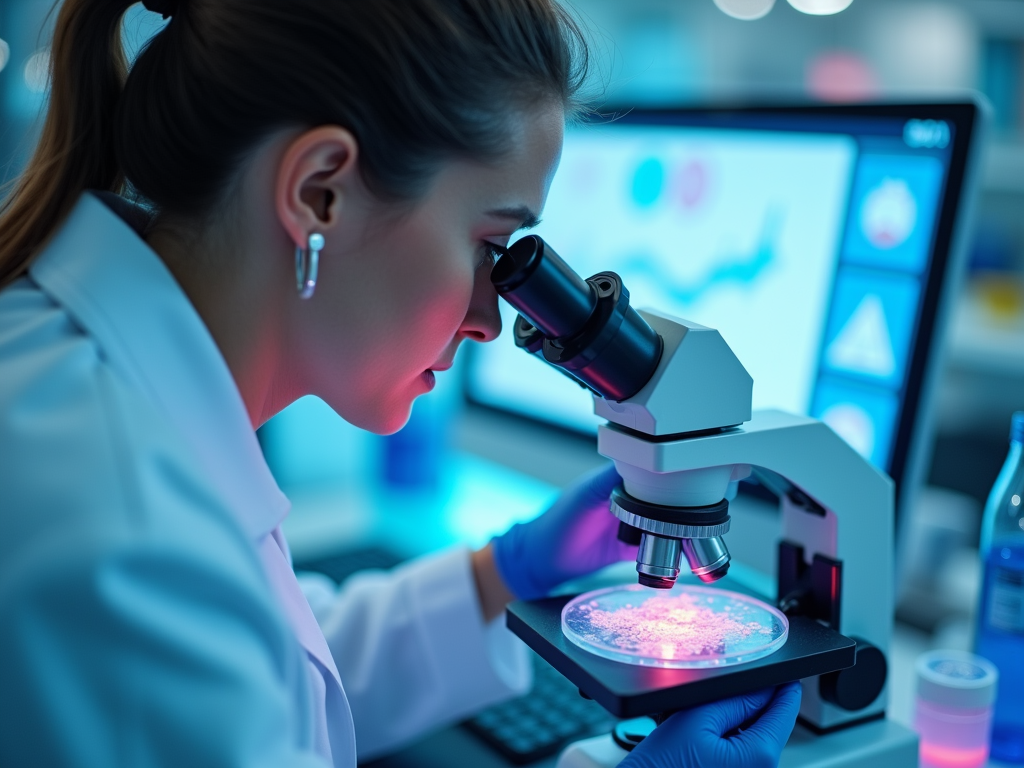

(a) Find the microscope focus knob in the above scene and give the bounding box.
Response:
[819,637,887,711]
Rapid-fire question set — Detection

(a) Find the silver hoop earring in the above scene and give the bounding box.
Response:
[295,232,324,299]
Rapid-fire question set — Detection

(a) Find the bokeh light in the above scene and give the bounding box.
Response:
[23,50,50,94]
[787,0,855,14]
[806,52,878,102]
[713,0,776,22]
[868,4,977,93]
[0,39,10,74]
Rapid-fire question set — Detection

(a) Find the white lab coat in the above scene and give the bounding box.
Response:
[0,193,530,767]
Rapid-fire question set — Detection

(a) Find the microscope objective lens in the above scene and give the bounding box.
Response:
[561,584,788,669]
[637,573,676,589]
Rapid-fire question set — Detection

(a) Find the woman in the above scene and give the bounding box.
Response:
[0,0,800,766]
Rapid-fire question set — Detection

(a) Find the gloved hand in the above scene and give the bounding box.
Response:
[491,463,634,600]
[622,683,803,768]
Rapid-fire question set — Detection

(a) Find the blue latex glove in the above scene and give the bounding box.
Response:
[491,464,634,600]
[622,683,803,768]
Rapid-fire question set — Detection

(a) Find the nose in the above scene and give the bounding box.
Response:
[460,261,503,343]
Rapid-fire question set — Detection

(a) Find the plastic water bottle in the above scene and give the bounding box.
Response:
[975,411,1024,763]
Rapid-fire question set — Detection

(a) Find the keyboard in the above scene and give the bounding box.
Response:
[295,547,618,765]
[464,655,618,764]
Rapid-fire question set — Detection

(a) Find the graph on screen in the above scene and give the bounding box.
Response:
[617,208,781,304]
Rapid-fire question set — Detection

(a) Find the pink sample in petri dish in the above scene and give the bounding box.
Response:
[561,583,788,669]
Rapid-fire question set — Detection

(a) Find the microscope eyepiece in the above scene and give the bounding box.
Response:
[491,236,663,402]
[491,236,597,340]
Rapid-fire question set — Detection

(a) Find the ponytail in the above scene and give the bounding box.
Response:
[0,0,588,289]
[0,0,134,287]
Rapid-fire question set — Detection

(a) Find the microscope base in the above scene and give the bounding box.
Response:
[555,718,918,768]
[781,718,918,767]
[555,734,628,768]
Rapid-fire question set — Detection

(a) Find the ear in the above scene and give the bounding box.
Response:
[275,126,360,249]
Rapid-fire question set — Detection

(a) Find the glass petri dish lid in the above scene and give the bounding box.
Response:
[561,583,789,669]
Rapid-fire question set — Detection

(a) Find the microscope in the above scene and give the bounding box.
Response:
[490,236,918,767]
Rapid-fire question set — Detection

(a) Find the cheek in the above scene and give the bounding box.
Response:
[306,235,477,426]
[401,263,476,352]
[422,279,474,337]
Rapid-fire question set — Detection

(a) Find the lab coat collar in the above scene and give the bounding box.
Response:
[29,193,290,541]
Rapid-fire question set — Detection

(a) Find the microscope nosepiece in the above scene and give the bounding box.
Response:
[611,487,733,589]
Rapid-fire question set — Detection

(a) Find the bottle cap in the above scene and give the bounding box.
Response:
[916,650,998,710]
[1011,411,1024,443]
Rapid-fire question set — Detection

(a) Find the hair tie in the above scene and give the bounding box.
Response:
[142,0,178,19]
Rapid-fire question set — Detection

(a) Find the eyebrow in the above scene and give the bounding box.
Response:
[486,205,541,230]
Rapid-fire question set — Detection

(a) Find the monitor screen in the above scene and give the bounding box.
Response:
[466,103,981,493]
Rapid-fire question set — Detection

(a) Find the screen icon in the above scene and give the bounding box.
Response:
[822,267,920,389]
[860,178,917,250]
[842,154,944,274]
[825,293,896,379]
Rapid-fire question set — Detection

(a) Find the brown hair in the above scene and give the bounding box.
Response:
[0,0,589,287]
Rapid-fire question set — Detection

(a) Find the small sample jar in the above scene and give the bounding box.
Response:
[914,650,999,768]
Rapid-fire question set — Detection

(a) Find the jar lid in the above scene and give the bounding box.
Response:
[916,650,999,709]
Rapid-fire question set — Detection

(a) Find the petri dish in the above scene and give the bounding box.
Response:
[561,583,788,669]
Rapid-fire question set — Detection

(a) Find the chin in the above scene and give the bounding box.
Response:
[376,410,413,436]
[320,384,419,435]
[346,399,414,436]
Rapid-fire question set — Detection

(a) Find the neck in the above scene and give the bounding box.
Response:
[147,222,296,428]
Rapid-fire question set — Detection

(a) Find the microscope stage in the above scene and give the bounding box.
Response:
[507,594,856,719]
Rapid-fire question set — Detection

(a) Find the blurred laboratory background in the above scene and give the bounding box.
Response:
[3,0,1024,762]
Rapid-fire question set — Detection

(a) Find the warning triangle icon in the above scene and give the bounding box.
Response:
[826,294,896,378]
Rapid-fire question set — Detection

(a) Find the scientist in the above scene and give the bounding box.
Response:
[0,0,800,766]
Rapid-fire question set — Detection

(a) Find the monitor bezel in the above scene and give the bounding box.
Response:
[463,100,984,518]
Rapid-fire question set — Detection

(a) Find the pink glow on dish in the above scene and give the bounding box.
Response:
[562,584,788,669]
[581,592,771,658]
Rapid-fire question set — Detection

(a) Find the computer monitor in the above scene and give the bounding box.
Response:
[466,102,984,520]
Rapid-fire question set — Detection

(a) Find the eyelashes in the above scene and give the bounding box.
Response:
[478,242,502,270]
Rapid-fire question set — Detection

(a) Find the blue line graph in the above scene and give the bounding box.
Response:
[620,209,783,305]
